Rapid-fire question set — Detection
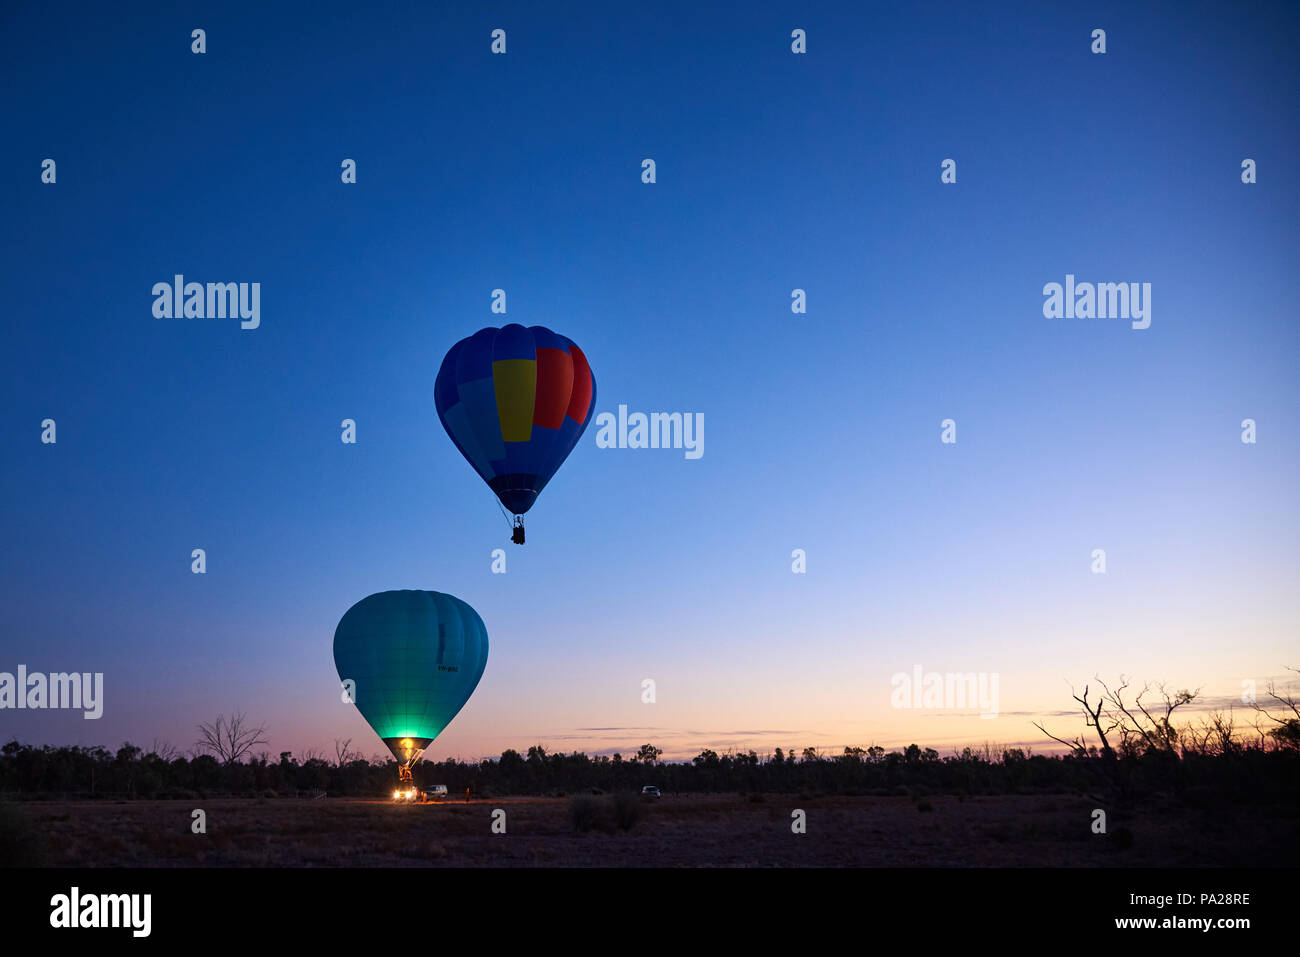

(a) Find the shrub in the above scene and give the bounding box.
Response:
[613,792,643,831]
[571,795,601,833]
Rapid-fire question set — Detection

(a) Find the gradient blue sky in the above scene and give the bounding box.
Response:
[3,1,1297,762]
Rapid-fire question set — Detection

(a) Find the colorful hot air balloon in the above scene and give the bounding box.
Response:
[333,590,488,794]
[434,324,595,542]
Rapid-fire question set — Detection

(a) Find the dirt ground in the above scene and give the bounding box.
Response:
[15,792,1295,867]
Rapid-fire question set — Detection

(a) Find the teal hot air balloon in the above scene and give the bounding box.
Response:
[333,591,488,777]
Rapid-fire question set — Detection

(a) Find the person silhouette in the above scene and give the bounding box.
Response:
[511,516,525,545]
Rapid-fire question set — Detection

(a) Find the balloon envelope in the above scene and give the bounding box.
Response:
[434,323,596,515]
[333,590,489,761]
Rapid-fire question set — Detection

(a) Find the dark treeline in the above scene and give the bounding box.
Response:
[8,676,1297,803]
[2,739,1297,803]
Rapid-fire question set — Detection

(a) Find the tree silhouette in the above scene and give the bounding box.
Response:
[1252,666,1300,751]
[194,712,269,766]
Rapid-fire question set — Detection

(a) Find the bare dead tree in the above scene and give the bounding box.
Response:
[1183,709,1238,756]
[194,712,269,765]
[1097,677,1196,755]
[1245,713,1269,749]
[334,737,359,767]
[1033,681,1117,757]
[1032,722,1087,755]
[1184,716,1212,755]
[1251,666,1300,750]
[1046,668,1300,756]
[1207,710,1238,755]
[146,738,179,762]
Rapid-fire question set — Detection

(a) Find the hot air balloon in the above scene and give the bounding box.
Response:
[434,324,596,543]
[333,590,488,800]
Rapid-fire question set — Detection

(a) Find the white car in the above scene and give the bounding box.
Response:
[391,784,449,803]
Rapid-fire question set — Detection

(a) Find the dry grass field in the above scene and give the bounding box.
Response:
[11,791,1295,867]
